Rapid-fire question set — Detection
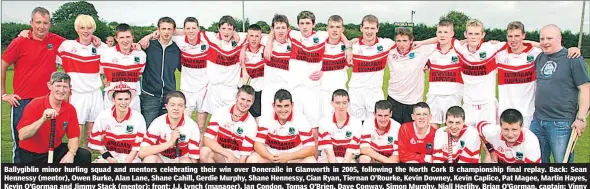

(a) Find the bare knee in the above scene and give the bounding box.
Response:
[247,153,264,163]
[178,157,193,163]
[200,147,214,163]
[358,155,372,163]
[300,156,317,163]
[143,155,162,163]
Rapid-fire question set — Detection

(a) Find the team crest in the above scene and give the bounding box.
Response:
[451,56,458,63]
[313,37,319,44]
[288,127,295,135]
[526,55,534,63]
[541,61,557,77]
[426,143,433,150]
[70,47,77,53]
[377,45,383,52]
[341,45,346,52]
[391,53,399,60]
[479,52,487,59]
[286,45,292,52]
[126,125,134,134]
[236,127,244,135]
[91,47,97,55]
[179,134,186,142]
[515,152,524,160]
[410,137,416,144]
[409,52,415,59]
[387,136,394,144]
[345,131,352,139]
[62,122,68,130]
[201,44,207,51]
[134,56,140,63]
[47,44,53,50]
[460,140,465,148]
[231,41,237,47]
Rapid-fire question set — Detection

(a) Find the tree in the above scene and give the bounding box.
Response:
[314,22,327,31]
[439,11,470,39]
[255,21,271,34]
[235,18,250,32]
[51,1,99,24]
[108,21,119,29]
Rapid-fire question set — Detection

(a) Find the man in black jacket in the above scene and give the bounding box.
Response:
[139,17,181,127]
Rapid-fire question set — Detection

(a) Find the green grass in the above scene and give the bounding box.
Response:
[2,61,589,163]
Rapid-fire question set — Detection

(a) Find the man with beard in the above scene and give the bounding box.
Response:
[201,85,258,163]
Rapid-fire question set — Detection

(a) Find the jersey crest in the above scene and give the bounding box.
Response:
[63,121,69,130]
[345,131,352,139]
[388,136,394,144]
[288,127,296,135]
[515,151,524,160]
[451,56,458,63]
[526,55,534,63]
[409,52,416,59]
[236,127,244,135]
[126,125,133,134]
[479,52,487,59]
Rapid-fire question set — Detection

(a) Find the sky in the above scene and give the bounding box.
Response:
[1,1,588,34]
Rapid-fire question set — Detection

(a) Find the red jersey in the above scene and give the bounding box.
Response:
[2,31,65,99]
[397,122,436,163]
[17,94,80,153]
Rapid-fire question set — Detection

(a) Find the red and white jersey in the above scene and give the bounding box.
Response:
[432,126,481,163]
[254,112,314,154]
[387,44,437,104]
[496,44,542,117]
[350,37,395,89]
[141,115,200,160]
[288,30,329,87]
[454,40,508,104]
[205,105,258,158]
[426,40,464,96]
[359,117,402,157]
[477,121,541,163]
[203,32,247,87]
[57,39,105,93]
[318,113,363,161]
[89,108,146,162]
[241,45,266,92]
[99,45,146,94]
[264,39,293,88]
[397,122,437,163]
[173,34,209,92]
[321,41,349,92]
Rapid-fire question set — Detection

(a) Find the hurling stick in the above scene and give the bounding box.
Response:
[48,119,56,163]
[563,128,579,163]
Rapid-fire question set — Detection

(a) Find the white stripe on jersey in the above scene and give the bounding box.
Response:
[173,34,209,92]
[57,40,105,93]
[288,30,330,87]
[241,45,266,92]
[477,121,541,163]
[360,117,402,157]
[205,105,258,158]
[255,112,314,154]
[89,108,146,162]
[350,37,396,89]
[141,115,200,160]
[321,41,348,92]
[432,126,481,163]
[318,113,363,160]
[387,44,437,104]
[427,41,464,96]
[203,32,247,87]
[99,46,146,94]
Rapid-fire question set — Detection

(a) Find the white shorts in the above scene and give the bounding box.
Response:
[463,100,498,127]
[427,94,462,124]
[522,115,533,129]
[202,85,237,114]
[349,87,384,121]
[292,85,321,127]
[183,89,208,113]
[103,94,141,113]
[70,89,103,124]
[320,89,335,119]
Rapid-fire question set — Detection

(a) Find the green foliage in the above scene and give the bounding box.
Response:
[1,22,30,47]
[255,21,271,34]
[51,1,99,24]
[439,10,470,39]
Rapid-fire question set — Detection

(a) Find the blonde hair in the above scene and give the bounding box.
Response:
[466,19,484,33]
[74,14,96,32]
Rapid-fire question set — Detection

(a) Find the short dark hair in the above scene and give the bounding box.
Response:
[112,90,132,100]
[500,109,524,126]
[438,19,454,27]
[184,17,199,28]
[218,15,236,29]
[445,106,465,121]
[274,89,292,103]
[413,102,430,113]
[115,23,132,37]
[247,24,262,32]
[238,85,255,96]
[507,21,525,34]
[165,91,186,104]
[157,17,176,29]
[297,10,316,24]
[374,100,392,113]
[396,27,414,40]
[331,89,349,101]
[271,14,289,28]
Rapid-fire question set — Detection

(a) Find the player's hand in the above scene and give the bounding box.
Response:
[152,31,160,40]
[309,71,323,81]
[232,31,240,43]
[169,129,181,146]
[42,108,58,120]
[571,119,586,136]
[345,47,353,65]
[272,154,290,163]
[2,93,22,107]
[19,30,30,38]
[60,151,75,163]
[106,157,118,164]
[92,35,102,47]
[264,45,272,61]
[132,43,142,51]
[139,38,150,49]
[567,47,581,58]
[349,38,359,45]
[412,41,423,49]
[102,78,110,87]
[487,40,500,45]
[423,64,430,73]
[239,45,248,65]
[459,39,467,46]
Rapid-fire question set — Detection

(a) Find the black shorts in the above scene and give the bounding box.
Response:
[387,96,415,124]
[20,143,92,164]
[248,91,262,117]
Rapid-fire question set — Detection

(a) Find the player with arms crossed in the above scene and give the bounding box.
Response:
[317,89,363,163]
[349,15,396,122]
[248,89,316,163]
[358,100,402,163]
[139,91,200,163]
[89,82,146,163]
[201,85,258,163]
[397,102,437,163]
[425,20,464,129]
[478,109,541,163]
[100,23,146,112]
[432,106,481,163]
[239,24,267,124]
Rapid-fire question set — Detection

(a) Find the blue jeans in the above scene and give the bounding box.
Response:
[11,98,33,163]
[529,117,574,163]
[140,92,167,128]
